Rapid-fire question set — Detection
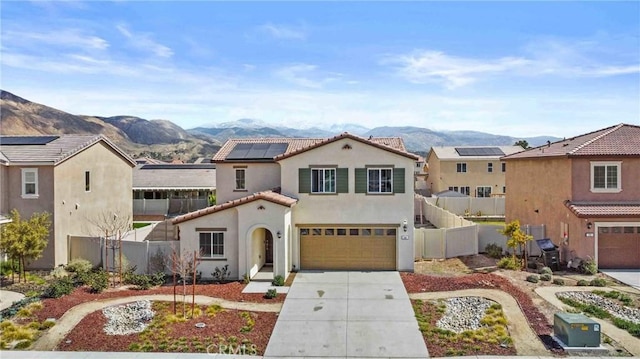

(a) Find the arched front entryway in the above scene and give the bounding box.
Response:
[248,227,275,281]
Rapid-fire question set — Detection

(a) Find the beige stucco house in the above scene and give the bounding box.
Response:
[0,135,135,269]
[173,133,419,281]
[426,146,523,197]
[503,124,640,269]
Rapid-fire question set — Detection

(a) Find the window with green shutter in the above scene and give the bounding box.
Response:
[299,168,311,193]
[393,168,405,193]
[337,168,348,193]
[355,168,367,193]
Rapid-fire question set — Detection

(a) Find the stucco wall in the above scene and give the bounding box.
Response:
[278,138,416,271]
[0,165,8,215]
[571,157,640,201]
[53,141,133,267]
[215,162,280,204]
[429,158,507,196]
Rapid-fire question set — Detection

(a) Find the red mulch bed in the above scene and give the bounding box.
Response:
[401,272,552,338]
[57,302,277,354]
[34,282,284,322]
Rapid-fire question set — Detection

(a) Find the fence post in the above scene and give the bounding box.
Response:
[146,240,150,274]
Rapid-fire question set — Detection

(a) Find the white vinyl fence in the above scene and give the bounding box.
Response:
[68,236,179,274]
[478,223,546,256]
[426,197,505,217]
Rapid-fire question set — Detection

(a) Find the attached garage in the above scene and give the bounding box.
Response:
[299,226,397,270]
[597,226,640,269]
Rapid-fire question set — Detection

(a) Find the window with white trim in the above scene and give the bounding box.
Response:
[311,168,335,193]
[487,163,493,173]
[368,168,392,193]
[235,169,246,190]
[456,163,467,173]
[21,168,38,198]
[199,232,224,258]
[460,186,470,195]
[501,162,506,172]
[591,161,621,192]
[476,186,492,198]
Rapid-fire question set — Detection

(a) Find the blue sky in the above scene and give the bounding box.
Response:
[1,1,639,138]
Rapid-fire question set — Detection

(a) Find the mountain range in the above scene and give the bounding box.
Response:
[0,90,559,160]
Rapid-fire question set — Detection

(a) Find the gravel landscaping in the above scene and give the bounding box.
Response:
[102,300,154,335]
[556,291,640,324]
[436,296,495,333]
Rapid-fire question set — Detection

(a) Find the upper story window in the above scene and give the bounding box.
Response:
[487,163,493,173]
[235,168,246,190]
[311,168,336,193]
[199,232,224,258]
[21,168,38,198]
[368,168,392,193]
[456,163,467,173]
[591,161,621,193]
[85,171,91,192]
[501,163,506,172]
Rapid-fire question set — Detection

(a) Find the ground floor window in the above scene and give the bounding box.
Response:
[476,186,492,197]
[199,232,224,258]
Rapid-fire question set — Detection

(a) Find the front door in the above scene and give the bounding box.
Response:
[265,231,273,264]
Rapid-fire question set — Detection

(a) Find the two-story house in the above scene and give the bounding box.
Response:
[426,146,523,197]
[172,133,418,280]
[502,124,640,269]
[0,135,135,269]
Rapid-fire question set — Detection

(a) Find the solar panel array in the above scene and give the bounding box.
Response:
[1,136,60,146]
[227,143,289,160]
[141,164,216,170]
[455,147,505,156]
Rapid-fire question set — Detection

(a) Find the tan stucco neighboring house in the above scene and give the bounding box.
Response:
[0,135,135,269]
[502,124,640,269]
[426,146,524,197]
[173,133,419,281]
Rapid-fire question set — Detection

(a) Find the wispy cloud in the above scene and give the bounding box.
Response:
[274,64,323,88]
[3,28,109,50]
[259,23,306,40]
[116,23,173,58]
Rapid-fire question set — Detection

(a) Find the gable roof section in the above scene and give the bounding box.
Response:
[172,189,297,224]
[133,164,216,190]
[503,124,640,160]
[0,134,135,166]
[565,200,640,218]
[429,145,523,160]
[213,133,418,163]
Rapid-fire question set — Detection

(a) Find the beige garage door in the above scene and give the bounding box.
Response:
[299,226,396,270]
[598,226,640,269]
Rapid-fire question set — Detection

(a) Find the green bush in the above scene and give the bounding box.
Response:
[0,297,41,321]
[212,265,231,282]
[86,270,109,293]
[50,266,69,279]
[272,275,285,287]
[552,278,565,286]
[65,258,92,274]
[264,288,277,299]
[124,273,152,290]
[581,258,598,275]
[540,273,552,281]
[484,243,503,259]
[590,278,607,287]
[0,260,21,276]
[539,266,553,275]
[43,277,74,298]
[576,279,589,286]
[497,256,520,270]
[526,275,539,283]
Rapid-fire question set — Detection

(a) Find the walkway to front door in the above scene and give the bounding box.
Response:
[264,271,429,358]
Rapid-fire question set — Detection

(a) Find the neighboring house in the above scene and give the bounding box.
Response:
[133,163,216,221]
[173,133,418,281]
[502,124,640,269]
[0,135,135,269]
[426,146,523,197]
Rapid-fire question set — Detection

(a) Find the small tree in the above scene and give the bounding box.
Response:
[0,209,51,282]
[499,220,533,269]
[514,140,530,149]
[169,247,202,318]
[85,209,132,286]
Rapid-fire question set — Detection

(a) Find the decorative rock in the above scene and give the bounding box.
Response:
[556,291,640,324]
[102,300,154,335]
[195,322,206,328]
[436,296,495,333]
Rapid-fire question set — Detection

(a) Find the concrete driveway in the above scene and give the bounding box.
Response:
[264,271,428,358]
[600,269,640,290]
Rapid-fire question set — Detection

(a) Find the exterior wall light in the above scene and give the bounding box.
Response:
[587,222,592,230]
[402,219,408,232]
[277,230,282,239]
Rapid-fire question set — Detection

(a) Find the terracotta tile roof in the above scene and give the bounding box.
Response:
[565,201,640,218]
[0,134,135,166]
[212,133,417,162]
[172,188,297,224]
[503,124,640,160]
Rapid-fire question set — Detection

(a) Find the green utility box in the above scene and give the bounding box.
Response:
[554,312,600,347]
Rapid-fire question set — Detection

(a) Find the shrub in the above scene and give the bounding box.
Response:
[538,266,553,275]
[50,266,69,279]
[151,272,166,286]
[0,297,41,321]
[242,273,250,285]
[86,270,109,293]
[0,260,21,276]
[590,278,607,287]
[65,258,92,274]
[581,258,598,275]
[211,265,231,282]
[497,256,520,270]
[526,275,539,283]
[576,279,589,286]
[272,275,285,287]
[43,277,74,298]
[264,288,277,299]
[484,243,503,259]
[124,273,152,290]
[552,278,565,286]
[540,273,552,281]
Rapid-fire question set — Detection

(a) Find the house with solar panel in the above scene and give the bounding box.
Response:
[172,133,418,281]
[426,146,524,197]
[503,124,640,269]
[0,135,135,269]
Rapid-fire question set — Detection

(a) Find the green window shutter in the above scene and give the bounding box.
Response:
[298,168,311,193]
[355,168,367,193]
[337,168,348,193]
[393,168,405,194]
